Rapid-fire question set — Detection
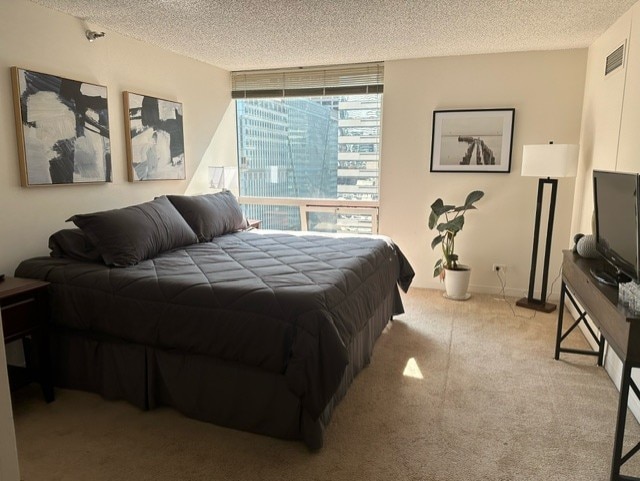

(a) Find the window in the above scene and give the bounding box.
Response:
[232,63,383,233]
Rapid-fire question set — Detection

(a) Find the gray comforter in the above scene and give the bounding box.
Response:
[16,230,414,419]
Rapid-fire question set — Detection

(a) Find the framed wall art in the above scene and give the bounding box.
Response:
[123,92,185,181]
[430,108,515,173]
[11,67,111,186]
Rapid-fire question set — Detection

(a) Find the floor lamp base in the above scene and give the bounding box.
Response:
[516,297,557,313]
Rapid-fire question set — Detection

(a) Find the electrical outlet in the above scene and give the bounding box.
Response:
[492,264,507,272]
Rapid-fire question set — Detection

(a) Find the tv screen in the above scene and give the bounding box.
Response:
[593,169,640,283]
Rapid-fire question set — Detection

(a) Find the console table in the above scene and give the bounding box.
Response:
[555,250,640,481]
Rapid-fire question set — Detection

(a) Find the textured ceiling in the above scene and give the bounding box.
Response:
[31,0,636,71]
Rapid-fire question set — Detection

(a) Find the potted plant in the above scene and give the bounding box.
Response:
[428,190,484,299]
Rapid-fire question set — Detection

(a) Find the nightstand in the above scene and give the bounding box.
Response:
[248,219,262,229]
[0,277,54,403]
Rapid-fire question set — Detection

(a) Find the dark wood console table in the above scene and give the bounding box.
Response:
[555,250,640,481]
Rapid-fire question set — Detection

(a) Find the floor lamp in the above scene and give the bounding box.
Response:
[516,142,579,313]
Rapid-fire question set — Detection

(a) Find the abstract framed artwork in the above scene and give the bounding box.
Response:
[430,108,515,173]
[11,67,111,186]
[123,92,185,181]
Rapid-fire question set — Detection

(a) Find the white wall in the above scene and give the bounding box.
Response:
[616,5,640,175]
[0,0,235,277]
[379,50,587,296]
[570,11,632,237]
[185,102,239,196]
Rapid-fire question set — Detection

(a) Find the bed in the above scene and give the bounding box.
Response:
[15,192,414,449]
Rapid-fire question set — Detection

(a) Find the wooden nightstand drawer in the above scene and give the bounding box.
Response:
[1,296,40,342]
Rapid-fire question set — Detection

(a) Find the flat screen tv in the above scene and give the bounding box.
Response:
[592,169,640,285]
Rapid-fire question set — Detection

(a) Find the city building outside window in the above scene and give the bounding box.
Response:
[232,63,383,234]
[235,93,381,232]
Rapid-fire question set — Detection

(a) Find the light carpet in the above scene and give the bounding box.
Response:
[11,288,640,480]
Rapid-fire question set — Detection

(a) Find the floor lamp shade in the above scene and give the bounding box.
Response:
[517,143,579,312]
[521,144,579,178]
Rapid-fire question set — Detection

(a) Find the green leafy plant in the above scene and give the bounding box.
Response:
[429,190,484,278]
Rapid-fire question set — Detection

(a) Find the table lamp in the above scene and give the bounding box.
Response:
[516,142,579,312]
[208,166,237,191]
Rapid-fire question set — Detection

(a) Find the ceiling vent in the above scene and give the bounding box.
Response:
[605,43,625,76]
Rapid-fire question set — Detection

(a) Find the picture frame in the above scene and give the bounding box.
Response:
[11,67,111,186]
[123,91,185,182]
[430,108,515,173]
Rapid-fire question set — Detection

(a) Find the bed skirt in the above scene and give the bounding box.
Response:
[50,288,399,450]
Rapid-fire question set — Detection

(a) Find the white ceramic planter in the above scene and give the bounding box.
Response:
[444,266,471,300]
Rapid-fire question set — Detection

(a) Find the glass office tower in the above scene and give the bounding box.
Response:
[236,94,381,231]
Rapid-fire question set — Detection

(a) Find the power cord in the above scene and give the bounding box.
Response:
[546,265,563,300]
[494,267,536,319]
[493,265,563,319]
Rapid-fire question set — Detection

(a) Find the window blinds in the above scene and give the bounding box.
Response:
[231,62,384,99]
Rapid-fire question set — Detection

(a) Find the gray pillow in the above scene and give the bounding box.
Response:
[68,196,198,267]
[167,191,248,242]
[49,228,102,263]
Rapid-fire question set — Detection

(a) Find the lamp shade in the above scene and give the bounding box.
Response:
[208,166,237,189]
[521,144,579,178]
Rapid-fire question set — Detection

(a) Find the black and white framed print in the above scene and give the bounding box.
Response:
[430,108,515,173]
[11,67,111,186]
[123,92,185,182]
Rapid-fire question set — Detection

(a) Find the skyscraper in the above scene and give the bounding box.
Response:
[337,95,381,202]
[236,94,381,232]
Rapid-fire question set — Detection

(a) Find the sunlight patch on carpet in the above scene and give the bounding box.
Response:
[402,357,424,379]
